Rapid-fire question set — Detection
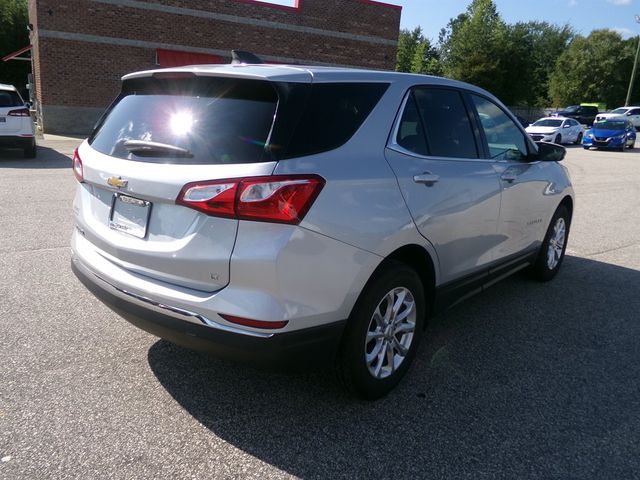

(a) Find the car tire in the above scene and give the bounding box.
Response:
[575,132,583,145]
[24,141,36,159]
[336,261,425,400]
[554,134,562,144]
[530,205,570,282]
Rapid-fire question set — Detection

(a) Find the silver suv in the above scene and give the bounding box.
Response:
[71,65,573,399]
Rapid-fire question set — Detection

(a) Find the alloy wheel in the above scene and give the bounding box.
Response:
[364,287,416,379]
[546,217,566,270]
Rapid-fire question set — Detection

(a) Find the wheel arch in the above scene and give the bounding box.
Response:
[347,244,437,326]
[558,195,573,224]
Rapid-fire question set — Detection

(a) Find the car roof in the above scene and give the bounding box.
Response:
[536,117,570,121]
[0,83,18,92]
[121,63,492,95]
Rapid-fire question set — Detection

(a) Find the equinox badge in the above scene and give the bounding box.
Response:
[107,176,128,189]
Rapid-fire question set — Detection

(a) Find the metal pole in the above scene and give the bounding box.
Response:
[625,15,640,106]
[625,36,640,106]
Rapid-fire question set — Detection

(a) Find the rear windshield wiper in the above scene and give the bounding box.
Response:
[122,140,193,158]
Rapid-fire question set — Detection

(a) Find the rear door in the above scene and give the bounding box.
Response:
[75,75,288,292]
[0,89,26,135]
[385,87,502,283]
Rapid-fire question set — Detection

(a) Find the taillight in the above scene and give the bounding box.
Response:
[72,148,84,182]
[176,174,325,224]
[7,108,30,117]
[219,314,288,330]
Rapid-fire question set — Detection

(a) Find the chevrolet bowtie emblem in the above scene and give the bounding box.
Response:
[107,176,128,189]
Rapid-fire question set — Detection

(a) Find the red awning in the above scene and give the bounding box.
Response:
[156,49,224,67]
[2,45,32,62]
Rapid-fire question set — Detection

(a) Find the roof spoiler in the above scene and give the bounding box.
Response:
[231,50,264,65]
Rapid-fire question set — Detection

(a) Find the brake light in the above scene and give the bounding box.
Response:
[72,148,84,182]
[219,314,288,330]
[7,108,30,117]
[176,174,325,224]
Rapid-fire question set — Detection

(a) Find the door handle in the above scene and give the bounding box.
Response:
[501,172,517,183]
[413,172,440,186]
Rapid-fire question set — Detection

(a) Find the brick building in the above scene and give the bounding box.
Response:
[27,0,402,134]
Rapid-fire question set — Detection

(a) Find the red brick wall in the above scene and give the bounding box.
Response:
[28,0,401,130]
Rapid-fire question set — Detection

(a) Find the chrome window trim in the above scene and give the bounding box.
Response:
[387,87,492,163]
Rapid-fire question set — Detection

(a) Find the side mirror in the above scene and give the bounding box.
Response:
[24,101,31,109]
[533,141,566,162]
[563,124,570,128]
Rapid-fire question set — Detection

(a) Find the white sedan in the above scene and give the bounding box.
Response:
[525,117,584,144]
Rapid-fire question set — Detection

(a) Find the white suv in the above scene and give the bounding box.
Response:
[595,106,640,129]
[0,83,36,158]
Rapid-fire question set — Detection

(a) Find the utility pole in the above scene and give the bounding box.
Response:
[625,15,640,106]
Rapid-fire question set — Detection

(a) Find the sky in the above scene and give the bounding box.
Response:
[257,0,640,40]
[395,0,640,41]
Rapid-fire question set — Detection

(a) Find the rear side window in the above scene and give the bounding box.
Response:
[89,77,278,164]
[0,90,23,107]
[283,83,389,158]
[396,92,428,155]
[413,88,478,159]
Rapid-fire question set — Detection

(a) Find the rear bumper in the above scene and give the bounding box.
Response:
[71,256,347,370]
[0,135,34,148]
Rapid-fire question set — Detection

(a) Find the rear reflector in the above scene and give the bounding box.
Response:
[177,174,325,224]
[219,314,288,330]
[72,148,84,182]
[7,108,30,117]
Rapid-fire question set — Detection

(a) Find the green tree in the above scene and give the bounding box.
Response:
[548,29,634,108]
[438,0,512,102]
[396,27,442,75]
[506,21,574,106]
[0,0,30,90]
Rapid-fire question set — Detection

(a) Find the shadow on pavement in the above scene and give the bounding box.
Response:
[148,255,640,478]
[0,145,72,168]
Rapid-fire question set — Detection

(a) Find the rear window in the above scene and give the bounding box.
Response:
[0,90,23,108]
[282,83,389,158]
[89,76,278,164]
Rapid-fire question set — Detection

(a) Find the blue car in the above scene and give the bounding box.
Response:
[583,118,636,151]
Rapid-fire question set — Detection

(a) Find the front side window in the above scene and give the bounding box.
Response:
[472,95,528,161]
[412,88,478,159]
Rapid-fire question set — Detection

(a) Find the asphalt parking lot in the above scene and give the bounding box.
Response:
[1,137,639,479]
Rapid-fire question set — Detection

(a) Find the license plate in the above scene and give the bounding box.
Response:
[109,194,151,239]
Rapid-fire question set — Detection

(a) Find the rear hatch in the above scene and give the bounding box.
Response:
[0,88,27,135]
[75,73,292,292]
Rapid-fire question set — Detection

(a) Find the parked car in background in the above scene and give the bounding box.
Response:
[594,106,640,129]
[583,119,636,151]
[71,64,574,399]
[551,105,599,126]
[0,83,36,158]
[526,117,583,144]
